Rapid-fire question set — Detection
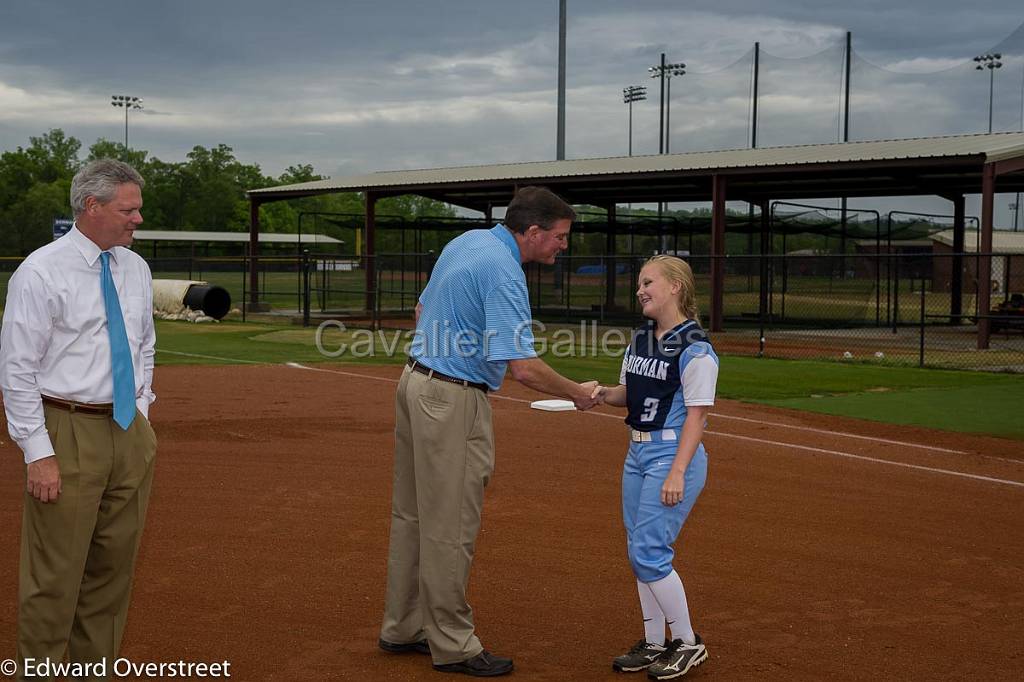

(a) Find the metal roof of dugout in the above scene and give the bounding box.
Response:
[247,131,1024,349]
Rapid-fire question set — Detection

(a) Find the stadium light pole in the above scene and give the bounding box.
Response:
[110,95,143,150]
[622,85,647,156]
[974,53,1002,133]
[556,0,566,160]
[647,61,688,152]
[1016,60,1023,231]
[648,58,684,253]
[649,62,685,153]
[649,54,666,154]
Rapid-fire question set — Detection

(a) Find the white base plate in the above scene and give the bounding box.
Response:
[530,399,576,412]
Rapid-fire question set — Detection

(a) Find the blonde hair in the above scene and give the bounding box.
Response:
[644,254,701,326]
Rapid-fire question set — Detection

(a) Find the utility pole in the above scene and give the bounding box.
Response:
[556,0,567,160]
[751,42,760,149]
[840,31,852,275]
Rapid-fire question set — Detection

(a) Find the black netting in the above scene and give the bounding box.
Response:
[665,48,755,153]
[757,43,847,147]
[637,25,1024,153]
[850,23,1024,140]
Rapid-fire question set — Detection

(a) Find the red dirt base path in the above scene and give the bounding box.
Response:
[1,363,1022,681]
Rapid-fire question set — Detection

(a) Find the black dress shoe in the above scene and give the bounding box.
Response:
[379,638,430,655]
[433,650,514,677]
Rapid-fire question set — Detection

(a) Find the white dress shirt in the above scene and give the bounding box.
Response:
[0,226,156,463]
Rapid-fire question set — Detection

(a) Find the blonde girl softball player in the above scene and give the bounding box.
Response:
[599,255,717,680]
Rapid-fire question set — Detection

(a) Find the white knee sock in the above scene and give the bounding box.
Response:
[647,571,696,645]
[637,580,666,645]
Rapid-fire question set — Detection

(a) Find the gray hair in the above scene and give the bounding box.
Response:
[70,159,145,216]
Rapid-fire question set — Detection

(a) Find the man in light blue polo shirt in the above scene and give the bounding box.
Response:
[380,187,602,677]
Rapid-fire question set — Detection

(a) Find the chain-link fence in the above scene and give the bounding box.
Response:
[1,250,1020,372]
[287,250,1023,372]
[513,252,1022,372]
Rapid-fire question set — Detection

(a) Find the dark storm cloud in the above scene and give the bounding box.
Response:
[1,0,1022,216]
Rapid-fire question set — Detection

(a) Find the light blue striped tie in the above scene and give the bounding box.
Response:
[100,252,136,430]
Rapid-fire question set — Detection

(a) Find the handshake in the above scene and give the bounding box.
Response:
[574,380,608,411]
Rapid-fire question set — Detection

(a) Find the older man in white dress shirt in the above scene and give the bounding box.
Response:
[0,159,157,679]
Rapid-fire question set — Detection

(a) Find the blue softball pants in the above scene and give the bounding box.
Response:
[622,438,708,583]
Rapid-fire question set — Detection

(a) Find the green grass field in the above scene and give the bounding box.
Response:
[154,319,1024,440]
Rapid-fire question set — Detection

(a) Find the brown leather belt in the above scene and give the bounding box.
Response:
[41,395,115,416]
[406,358,488,392]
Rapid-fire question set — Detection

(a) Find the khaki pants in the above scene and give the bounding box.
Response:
[381,365,494,665]
[18,405,157,682]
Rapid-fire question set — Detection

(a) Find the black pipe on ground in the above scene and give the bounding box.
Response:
[182,284,231,320]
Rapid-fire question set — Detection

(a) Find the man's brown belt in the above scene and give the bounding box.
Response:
[41,395,115,415]
[406,358,488,392]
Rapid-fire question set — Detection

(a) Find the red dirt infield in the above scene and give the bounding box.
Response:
[1,363,1022,681]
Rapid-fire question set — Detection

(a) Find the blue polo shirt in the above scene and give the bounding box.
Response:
[409,224,537,391]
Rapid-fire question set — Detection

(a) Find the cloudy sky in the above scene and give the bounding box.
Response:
[2,0,1023,222]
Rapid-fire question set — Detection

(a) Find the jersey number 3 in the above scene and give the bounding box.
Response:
[640,397,660,422]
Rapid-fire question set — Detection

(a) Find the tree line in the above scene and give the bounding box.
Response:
[3,129,885,260]
[0,130,453,256]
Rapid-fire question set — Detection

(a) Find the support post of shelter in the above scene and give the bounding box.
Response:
[759,199,770,327]
[484,203,493,226]
[247,199,269,312]
[606,203,617,310]
[710,174,727,332]
[840,197,848,278]
[365,192,377,313]
[978,164,995,349]
[951,194,965,322]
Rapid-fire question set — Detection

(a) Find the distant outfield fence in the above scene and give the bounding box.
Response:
[0,251,1020,372]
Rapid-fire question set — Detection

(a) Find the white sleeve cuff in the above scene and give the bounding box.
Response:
[21,432,56,464]
[136,397,150,420]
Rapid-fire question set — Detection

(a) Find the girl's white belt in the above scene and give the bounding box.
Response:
[630,429,678,443]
